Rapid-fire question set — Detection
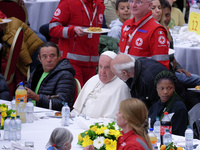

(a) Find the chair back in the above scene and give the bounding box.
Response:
[0,0,28,24]
[4,27,24,84]
[74,78,81,103]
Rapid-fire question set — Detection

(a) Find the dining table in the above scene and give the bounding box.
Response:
[172,26,200,76]
[24,0,60,32]
[0,99,200,150]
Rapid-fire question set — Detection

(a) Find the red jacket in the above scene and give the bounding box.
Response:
[117,130,150,150]
[119,11,169,69]
[49,0,105,67]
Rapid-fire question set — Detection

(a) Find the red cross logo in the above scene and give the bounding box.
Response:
[99,14,103,23]
[135,38,143,46]
[54,8,61,17]
[158,36,166,44]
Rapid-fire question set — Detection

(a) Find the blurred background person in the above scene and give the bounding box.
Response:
[166,0,185,28]
[107,0,131,41]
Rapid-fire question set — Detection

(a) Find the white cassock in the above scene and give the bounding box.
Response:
[72,75,131,119]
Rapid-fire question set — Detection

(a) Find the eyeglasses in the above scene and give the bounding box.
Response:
[128,0,151,5]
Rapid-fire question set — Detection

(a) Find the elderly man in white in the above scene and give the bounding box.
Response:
[72,51,131,119]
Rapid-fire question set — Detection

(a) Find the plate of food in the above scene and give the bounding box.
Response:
[0,18,12,24]
[187,85,200,92]
[45,112,76,118]
[83,27,111,34]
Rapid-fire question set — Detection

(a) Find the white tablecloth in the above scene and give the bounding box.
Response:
[0,100,200,150]
[174,44,200,76]
[25,0,59,32]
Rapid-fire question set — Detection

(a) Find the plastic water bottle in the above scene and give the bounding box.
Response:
[4,115,11,140]
[161,112,172,144]
[11,98,16,112]
[154,116,161,147]
[191,0,199,9]
[9,117,17,141]
[163,128,172,145]
[26,99,34,123]
[61,103,70,126]
[15,82,27,115]
[18,99,26,123]
[148,128,157,149]
[185,125,193,150]
[16,116,22,140]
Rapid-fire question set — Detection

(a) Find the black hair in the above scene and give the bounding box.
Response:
[38,42,60,57]
[160,0,171,10]
[116,0,129,10]
[154,70,177,86]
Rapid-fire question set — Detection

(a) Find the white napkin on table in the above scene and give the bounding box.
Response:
[11,141,35,150]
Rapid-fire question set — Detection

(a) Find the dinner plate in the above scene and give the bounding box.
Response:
[187,88,200,92]
[45,112,76,118]
[83,28,111,34]
[0,19,12,24]
[169,48,175,55]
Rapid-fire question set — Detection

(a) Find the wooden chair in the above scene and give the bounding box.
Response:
[0,0,28,24]
[2,27,24,97]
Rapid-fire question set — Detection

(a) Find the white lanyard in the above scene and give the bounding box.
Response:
[124,15,153,54]
[80,0,97,27]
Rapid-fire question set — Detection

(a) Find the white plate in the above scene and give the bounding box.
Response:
[83,28,111,34]
[0,19,12,24]
[187,88,200,92]
[169,48,175,55]
[45,112,76,118]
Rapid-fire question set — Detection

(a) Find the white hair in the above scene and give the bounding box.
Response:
[46,128,73,150]
[113,55,135,74]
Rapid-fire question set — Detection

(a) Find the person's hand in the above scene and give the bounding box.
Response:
[17,0,25,7]
[176,68,192,77]
[171,58,178,70]
[25,87,39,101]
[0,23,7,30]
[83,145,94,150]
[74,26,87,37]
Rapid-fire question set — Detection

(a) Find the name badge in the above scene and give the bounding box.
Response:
[88,33,93,38]
[125,46,129,54]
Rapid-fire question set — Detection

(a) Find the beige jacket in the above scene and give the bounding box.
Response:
[1,17,43,76]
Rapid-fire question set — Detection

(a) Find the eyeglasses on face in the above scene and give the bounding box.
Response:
[128,0,151,5]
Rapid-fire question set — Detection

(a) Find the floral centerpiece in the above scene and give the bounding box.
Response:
[0,103,16,129]
[77,121,122,150]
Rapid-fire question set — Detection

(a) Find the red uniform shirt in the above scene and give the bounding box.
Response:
[119,11,169,69]
[117,130,150,150]
[49,0,105,67]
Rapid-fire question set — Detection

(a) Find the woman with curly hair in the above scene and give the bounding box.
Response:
[117,98,153,150]
[148,70,188,136]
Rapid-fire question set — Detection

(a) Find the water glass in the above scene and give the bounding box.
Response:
[172,26,180,34]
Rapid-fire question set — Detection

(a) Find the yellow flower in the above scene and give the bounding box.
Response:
[104,138,111,145]
[0,107,7,112]
[78,133,83,142]
[90,125,97,132]
[82,135,93,147]
[1,111,7,118]
[1,117,4,126]
[96,126,108,135]
[105,140,117,150]
[109,129,122,139]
